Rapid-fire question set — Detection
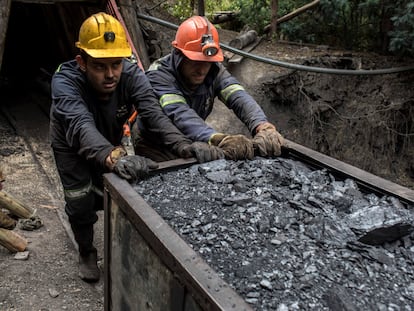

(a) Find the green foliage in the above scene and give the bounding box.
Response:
[166,0,232,20]
[308,0,385,50]
[389,1,414,55]
[228,0,269,33]
[164,0,414,55]
[227,0,309,34]
[166,0,194,19]
[278,0,414,55]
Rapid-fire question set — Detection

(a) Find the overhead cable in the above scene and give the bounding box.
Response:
[136,12,414,75]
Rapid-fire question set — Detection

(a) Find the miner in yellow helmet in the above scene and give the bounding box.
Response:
[146,16,285,160]
[50,12,223,283]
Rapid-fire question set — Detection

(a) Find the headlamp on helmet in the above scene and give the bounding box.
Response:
[201,21,219,57]
[75,12,132,58]
[172,16,223,62]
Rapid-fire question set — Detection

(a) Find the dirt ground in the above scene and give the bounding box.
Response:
[0,13,413,311]
[0,86,104,310]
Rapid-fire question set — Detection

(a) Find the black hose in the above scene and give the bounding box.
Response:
[136,12,414,75]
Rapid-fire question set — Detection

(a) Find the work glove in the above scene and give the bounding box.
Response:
[176,142,225,163]
[253,122,284,157]
[109,146,127,164]
[108,147,158,182]
[113,155,158,182]
[209,133,254,160]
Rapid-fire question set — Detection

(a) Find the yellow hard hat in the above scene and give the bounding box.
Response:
[75,12,132,58]
[172,16,223,62]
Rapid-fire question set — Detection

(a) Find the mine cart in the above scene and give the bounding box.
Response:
[103,140,414,311]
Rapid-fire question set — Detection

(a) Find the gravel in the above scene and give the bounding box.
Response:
[134,157,414,311]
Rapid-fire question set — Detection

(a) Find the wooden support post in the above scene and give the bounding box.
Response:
[212,12,237,24]
[0,191,36,219]
[0,228,27,252]
[0,0,12,71]
[264,0,320,33]
[116,0,150,69]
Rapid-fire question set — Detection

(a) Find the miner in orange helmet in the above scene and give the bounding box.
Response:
[146,15,285,160]
[50,12,223,283]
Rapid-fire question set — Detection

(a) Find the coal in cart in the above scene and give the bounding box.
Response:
[103,141,414,310]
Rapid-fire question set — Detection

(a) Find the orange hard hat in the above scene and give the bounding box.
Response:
[172,16,223,62]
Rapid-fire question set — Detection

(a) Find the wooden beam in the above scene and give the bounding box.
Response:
[0,228,27,252]
[0,191,36,219]
[264,0,320,33]
[212,11,237,24]
[117,0,150,69]
[0,0,11,71]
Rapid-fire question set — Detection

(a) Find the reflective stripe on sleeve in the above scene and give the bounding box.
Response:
[220,84,245,101]
[64,181,102,200]
[55,64,62,73]
[148,61,161,71]
[159,94,186,108]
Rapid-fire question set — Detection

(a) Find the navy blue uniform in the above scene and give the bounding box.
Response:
[50,58,190,225]
[146,49,269,143]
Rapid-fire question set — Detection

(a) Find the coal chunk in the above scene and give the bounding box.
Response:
[135,157,414,310]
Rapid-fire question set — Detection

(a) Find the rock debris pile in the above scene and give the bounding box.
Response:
[134,157,414,310]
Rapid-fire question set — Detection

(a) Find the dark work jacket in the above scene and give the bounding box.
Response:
[146,49,268,142]
[50,58,191,169]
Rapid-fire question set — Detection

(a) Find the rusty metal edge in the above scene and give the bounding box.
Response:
[284,139,414,205]
[103,160,254,311]
[104,182,110,311]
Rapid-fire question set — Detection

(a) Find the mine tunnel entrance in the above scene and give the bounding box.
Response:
[0,2,102,89]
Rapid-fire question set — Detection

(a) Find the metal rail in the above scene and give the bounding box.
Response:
[284,139,414,205]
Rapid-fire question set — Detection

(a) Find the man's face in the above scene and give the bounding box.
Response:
[76,55,124,100]
[179,57,212,89]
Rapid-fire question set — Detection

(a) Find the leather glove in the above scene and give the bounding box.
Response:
[113,154,159,182]
[109,146,127,164]
[176,142,225,163]
[209,133,254,160]
[253,122,284,157]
